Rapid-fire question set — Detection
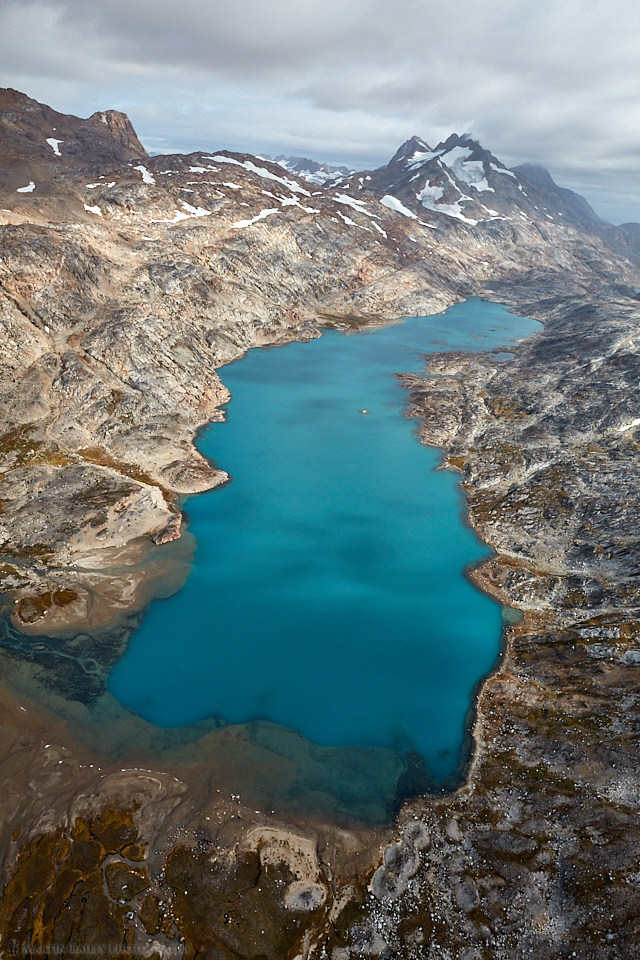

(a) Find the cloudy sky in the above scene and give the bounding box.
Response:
[1,0,638,223]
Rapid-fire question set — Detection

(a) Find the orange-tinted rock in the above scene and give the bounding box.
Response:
[105,861,150,901]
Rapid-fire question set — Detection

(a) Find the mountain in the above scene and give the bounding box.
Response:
[273,154,353,184]
[614,220,640,264]
[511,162,605,227]
[336,132,541,225]
[336,132,609,232]
[327,131,640,265]
[0,88,146,198]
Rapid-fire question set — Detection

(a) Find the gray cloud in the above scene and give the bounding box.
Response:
[1,0,639,222]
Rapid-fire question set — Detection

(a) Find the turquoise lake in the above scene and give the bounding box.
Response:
[108,299,538,790]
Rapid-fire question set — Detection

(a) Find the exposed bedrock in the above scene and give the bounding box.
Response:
[2,97,640,632]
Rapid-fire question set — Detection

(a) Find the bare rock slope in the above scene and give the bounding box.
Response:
[1,91,638,632]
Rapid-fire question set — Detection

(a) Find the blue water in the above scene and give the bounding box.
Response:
[108,300,537,786]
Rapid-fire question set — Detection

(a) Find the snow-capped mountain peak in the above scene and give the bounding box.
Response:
[389,136,434,165]
[273,155,353,185]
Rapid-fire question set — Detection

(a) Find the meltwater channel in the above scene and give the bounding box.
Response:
[108,300,538,786]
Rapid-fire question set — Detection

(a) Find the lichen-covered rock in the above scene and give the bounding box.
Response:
[104,861,150,901]
[284,879,327,912]
[370,836,424,901]
[401,820,431,851]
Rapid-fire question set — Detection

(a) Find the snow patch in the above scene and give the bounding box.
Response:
[332,193,380,220]
[83,204,102,216]
[206,155,311,196]
[261,189,319,213]
[336,211,372,232]
[46,137,63,156]
[439,146,493,192]
[232,208,279,228]
[134,165,156,185]
[181,201,211,217]
[381,194,418,219]
[381,194,436,229]
[490,162,516,178]
[407,149,442,166]
[435,204,478,225]
[150,201,212,224]
[187,165,221,174]
[618,418,640,433]
[153,211,190,224]
[334,193,368,211]
[16,181,35,193]
[416,181,444,206]
[416,165,479,225]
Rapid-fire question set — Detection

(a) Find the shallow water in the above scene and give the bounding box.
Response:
[108,300,538,795]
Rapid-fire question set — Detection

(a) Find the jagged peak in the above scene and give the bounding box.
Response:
[389,135,433,164]
[88,109,147,158]
[433,132,485,157]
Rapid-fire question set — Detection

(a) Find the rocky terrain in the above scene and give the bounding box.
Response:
[1,87,640,958]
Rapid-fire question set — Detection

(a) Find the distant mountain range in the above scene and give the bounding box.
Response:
[273,155,353,184]
[274,134,639,266]
[284,132,640,262]
[2,85,638,256]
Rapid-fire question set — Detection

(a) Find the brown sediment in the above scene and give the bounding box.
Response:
[0,666,392,959]
[8,532,196,638]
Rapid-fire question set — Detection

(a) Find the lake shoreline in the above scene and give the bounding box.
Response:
[0,301,536,852]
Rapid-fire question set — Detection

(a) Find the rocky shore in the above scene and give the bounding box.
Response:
[1,89,640,958]
[357,292,640,959]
